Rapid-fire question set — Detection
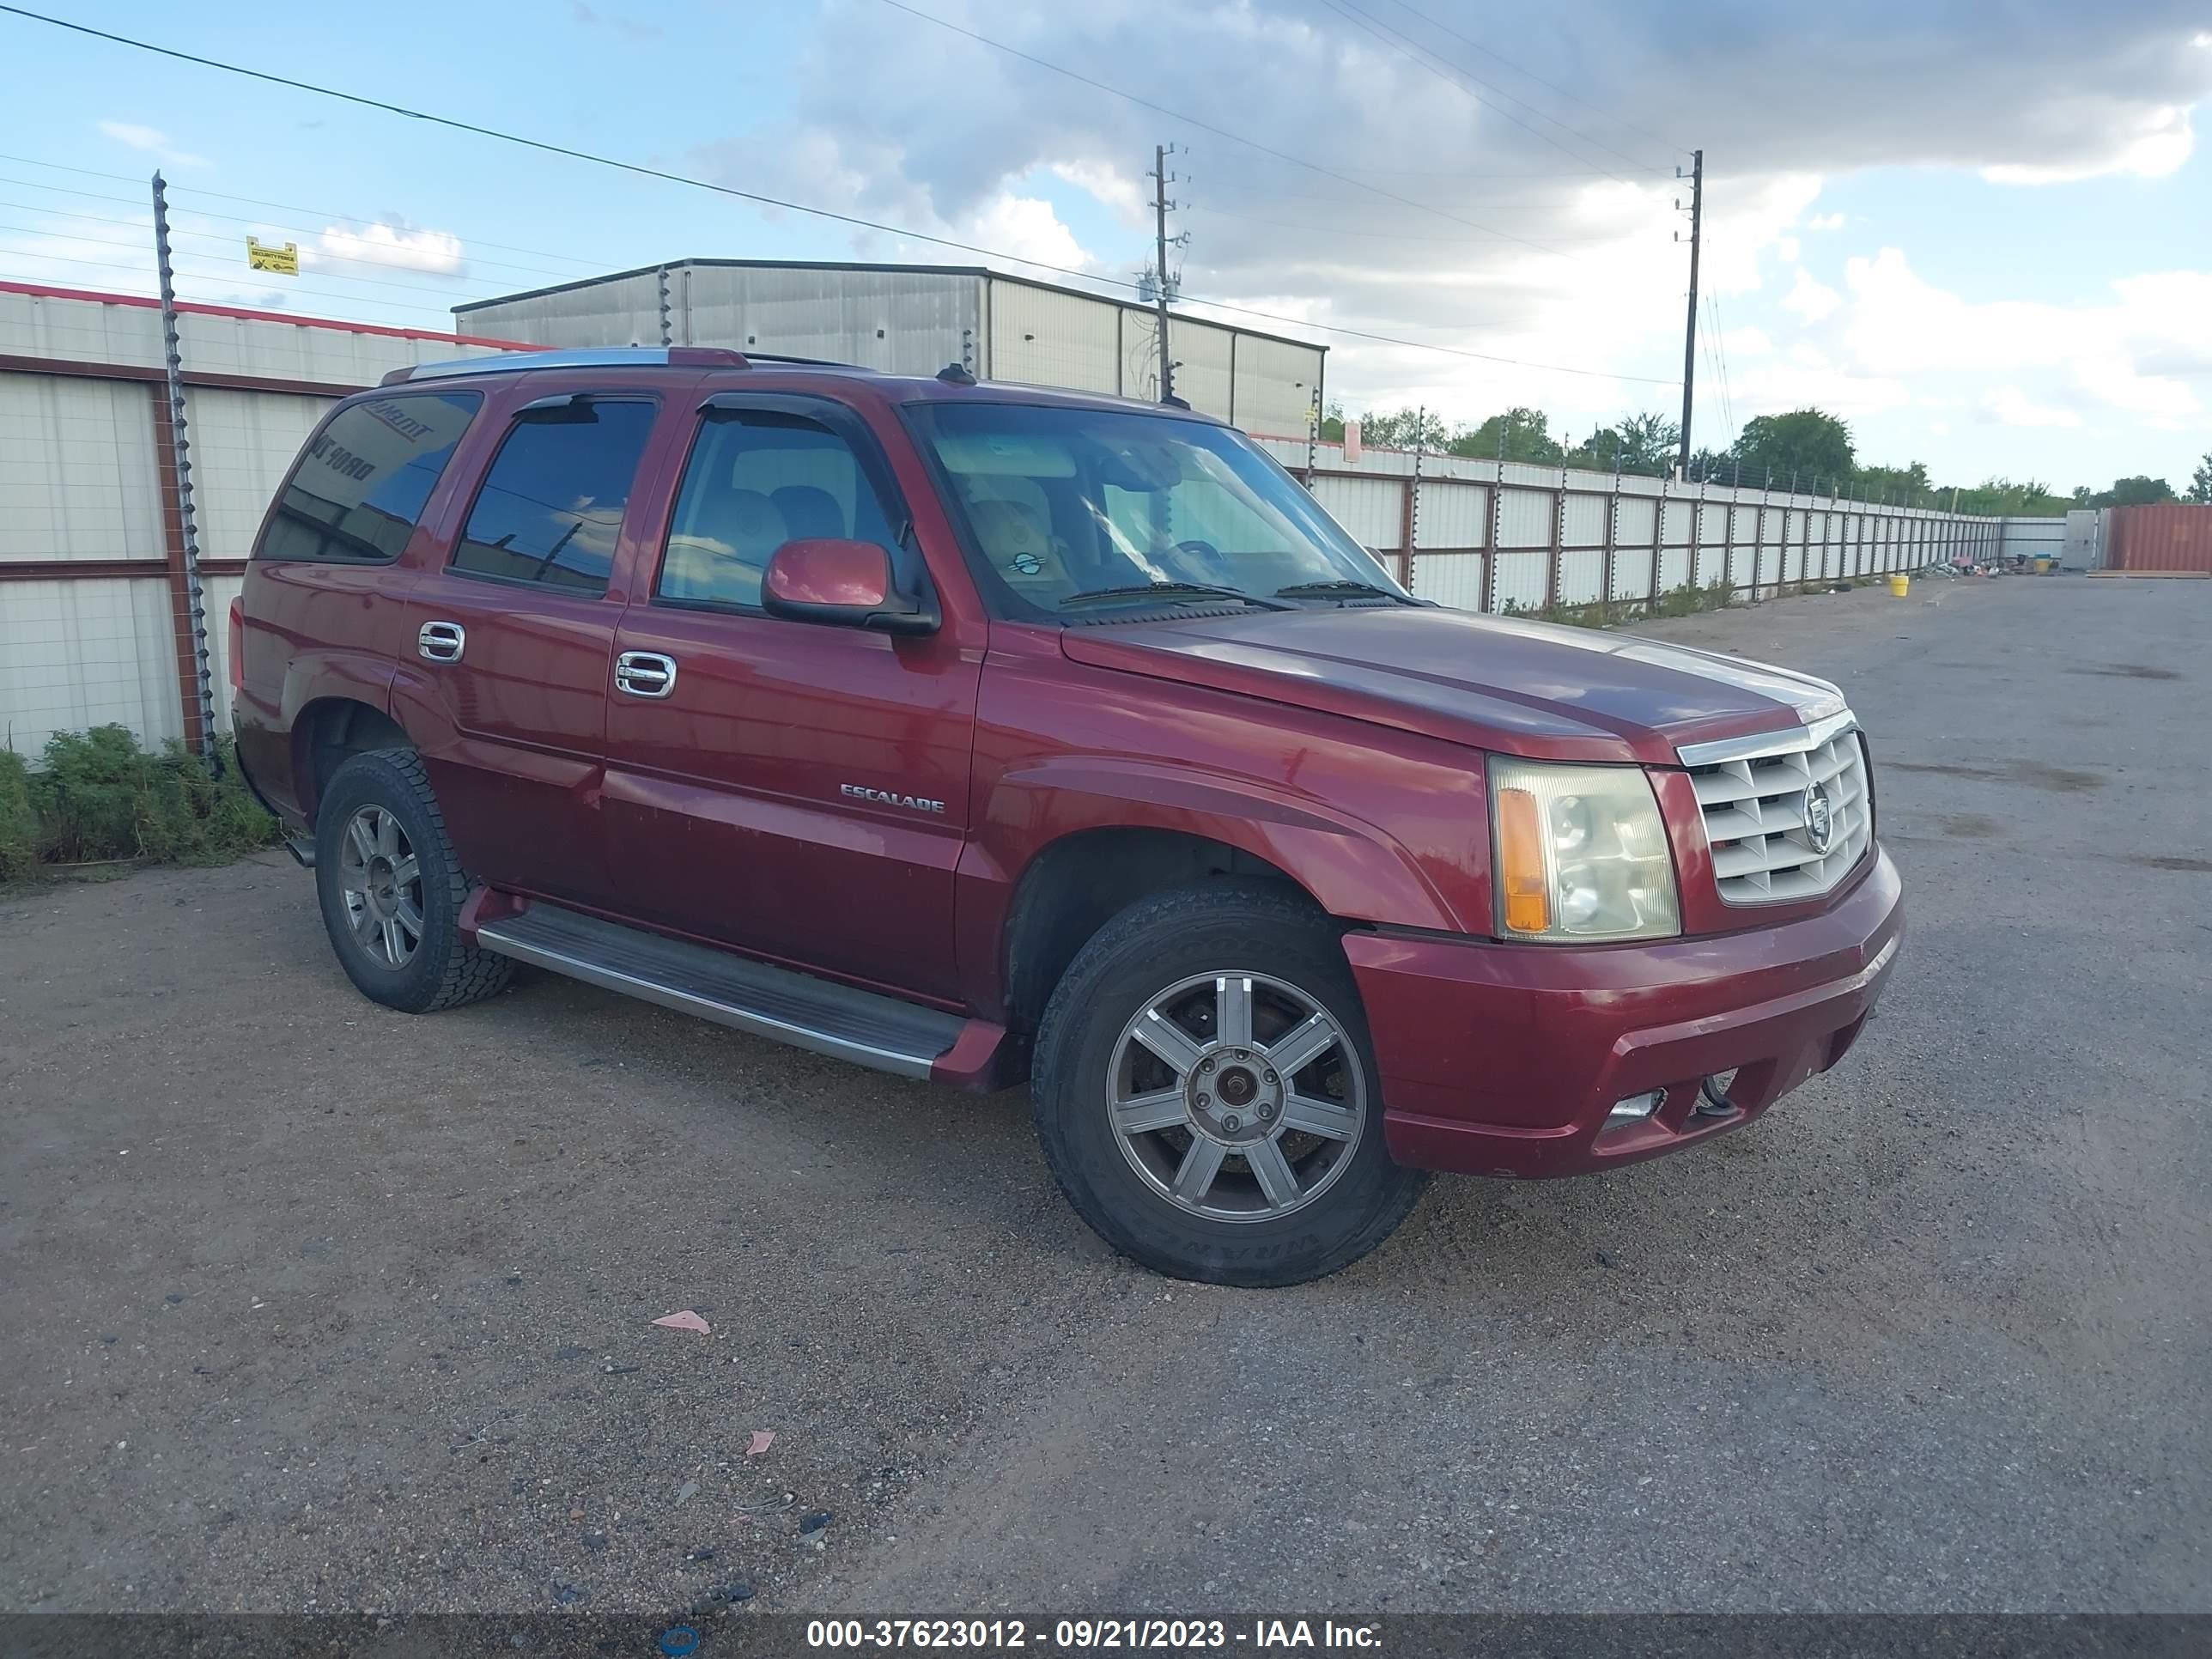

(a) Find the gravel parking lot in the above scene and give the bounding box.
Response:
[2,575,2206,1620]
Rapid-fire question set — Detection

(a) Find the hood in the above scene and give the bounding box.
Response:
[1059,605,1846,765]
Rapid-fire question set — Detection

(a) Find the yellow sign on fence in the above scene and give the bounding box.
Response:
[246,237,300,275]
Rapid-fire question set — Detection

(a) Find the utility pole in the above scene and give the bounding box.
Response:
[1676,149,1704,481]
[1149,143,1178,403]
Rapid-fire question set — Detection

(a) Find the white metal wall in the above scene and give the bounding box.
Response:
[1165,317,1234,423]
[1253,435,2040,616]
[0,577,183,754]
[2001,517,2066,556]
[990,280,1120,396]
[449,269,665,350]
[1230,333,1325,441]
[3,285,518,761]
[0,371,164,566]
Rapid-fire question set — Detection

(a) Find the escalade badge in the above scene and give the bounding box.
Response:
[1802,780,1835,855]
[841,783,947,814]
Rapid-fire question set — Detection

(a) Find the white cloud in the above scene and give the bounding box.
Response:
[97,120,208,168]
[964,194,1091,271]
[313,222,467,276]
[1049,160,1147,228]
[1783,268,1842,323]
[677,0,2212,475]
[1981,386,2083,427]
[1984,106,2194,184]
[1839,248,2204,421]
[1726,343,1911,422]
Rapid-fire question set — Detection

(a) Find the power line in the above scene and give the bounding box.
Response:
[1187,203,1635,245]
[0,246,456,324]
[1314,0,1664,184]
[1229,154,1654,180]
[1199,183,1624,212]
[0,214,526,307]
[0,173,596,286]
[860,0,1596,264]
[0,149,609,270]
[1707,292,1739,451]
[1376,0,1692,160]
[0,170,1668,383]
[0,9,1181,283]
[0,6,1677,387]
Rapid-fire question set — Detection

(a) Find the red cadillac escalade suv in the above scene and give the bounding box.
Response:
[231,346,1901,1285]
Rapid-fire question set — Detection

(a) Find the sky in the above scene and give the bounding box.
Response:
[2,0,2208,494]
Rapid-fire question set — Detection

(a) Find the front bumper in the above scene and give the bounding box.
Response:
[1345,848,1903,1177]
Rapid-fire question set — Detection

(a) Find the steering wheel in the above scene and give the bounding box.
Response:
[1169,538,1229,582]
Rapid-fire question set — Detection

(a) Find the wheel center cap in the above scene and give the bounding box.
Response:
[365,854,398,917]
[1189,1052,1281,1146]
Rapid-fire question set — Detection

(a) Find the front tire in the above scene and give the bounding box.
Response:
[314,748,512,1014]
[1032,881,1427,1286]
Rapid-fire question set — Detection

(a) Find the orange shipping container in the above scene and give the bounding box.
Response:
[2106,504,2212,574]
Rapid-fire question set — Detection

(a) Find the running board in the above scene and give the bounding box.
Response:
[475,902,966,1081]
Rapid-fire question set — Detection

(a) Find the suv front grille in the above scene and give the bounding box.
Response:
[1690,726,1871,903]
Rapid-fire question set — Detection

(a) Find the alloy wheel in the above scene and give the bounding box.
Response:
[335,804,423,969]
[1106,970,1366,1223]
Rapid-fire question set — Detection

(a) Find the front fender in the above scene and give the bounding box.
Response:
[954,753,1485,1015]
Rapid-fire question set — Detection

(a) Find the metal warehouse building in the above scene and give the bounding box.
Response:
[452,259,1327,435]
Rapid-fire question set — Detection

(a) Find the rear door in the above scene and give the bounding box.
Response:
[392,387,666,906]
[600,392,980,1001]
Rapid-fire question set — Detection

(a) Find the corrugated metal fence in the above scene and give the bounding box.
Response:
[1,282,523,758]
[1254,435,2047,613]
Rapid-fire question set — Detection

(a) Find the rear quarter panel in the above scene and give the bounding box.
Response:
[234,539,411,829]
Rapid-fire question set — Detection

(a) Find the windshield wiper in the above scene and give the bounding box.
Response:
[1059,581,1290,611]
[1273,578,1410,602]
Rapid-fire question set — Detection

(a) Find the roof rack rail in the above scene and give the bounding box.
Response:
[744,350,864,369]
[381,345,750,386]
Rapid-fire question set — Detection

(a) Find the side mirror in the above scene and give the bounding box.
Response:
[762,538,935,634]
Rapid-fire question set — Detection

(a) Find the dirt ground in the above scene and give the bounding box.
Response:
[2,574,2206,1621]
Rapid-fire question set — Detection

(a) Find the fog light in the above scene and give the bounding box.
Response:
[1606,1090,1663,1127]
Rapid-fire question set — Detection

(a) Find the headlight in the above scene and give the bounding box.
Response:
[1488,757,1680,942]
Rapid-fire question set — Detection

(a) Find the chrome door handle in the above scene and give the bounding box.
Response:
[417,621,466,664]
[614,651,678,699]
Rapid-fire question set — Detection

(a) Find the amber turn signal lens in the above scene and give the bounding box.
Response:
[1496,787,1551,934]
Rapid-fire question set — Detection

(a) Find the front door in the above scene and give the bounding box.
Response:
[601,395,980,1002]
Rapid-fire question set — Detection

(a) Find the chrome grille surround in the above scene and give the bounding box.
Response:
[1676,711,1873,904]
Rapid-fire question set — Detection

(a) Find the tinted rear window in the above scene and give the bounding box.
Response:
[449,400,657,594]
[257,392,481,563]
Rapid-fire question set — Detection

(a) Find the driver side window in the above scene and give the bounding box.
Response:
[657,411,896,610]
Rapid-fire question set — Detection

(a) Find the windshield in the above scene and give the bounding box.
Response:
[908,402,1409,618]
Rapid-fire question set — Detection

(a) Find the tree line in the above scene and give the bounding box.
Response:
[1322,404,2212,516]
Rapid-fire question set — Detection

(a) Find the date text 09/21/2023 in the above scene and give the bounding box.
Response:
[803,1618,1384,1650]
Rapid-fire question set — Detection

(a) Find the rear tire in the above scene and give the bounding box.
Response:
[1032,881,1427,1286]
[314,748,512,1014]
